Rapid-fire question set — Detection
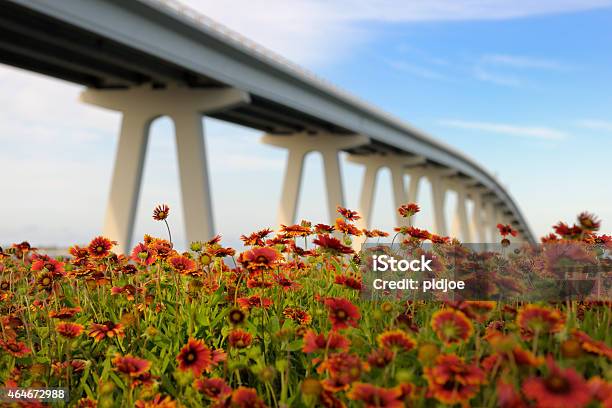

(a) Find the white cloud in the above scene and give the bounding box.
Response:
[482,54,570,70]
[473,66,523,86]
[182,0,612,66]
[386,60,450,81]
[440,119,569,140]
[575,119,612,132]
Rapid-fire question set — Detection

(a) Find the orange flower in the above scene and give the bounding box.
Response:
[302,330,350,353]
[194,377,232,400]
[168,255,197,275]
[324,297,361,331]
[88,236,115,258]
[283,307,312,326]
[424,354,486,406]
[113,354,151,377]
[431,309,474,345]
[149,239,175,260]
[482,347,543,371]
[572,329,612,359]
[239,247,282,271]
[134,394,177,408]
[516,305,564,339]
[152,204,170,221]
[88,321,125,342]
[280,224,312,238]
[240,228,273,246]
[398,203,420,218]
[522,357,591,408]
[334,218,362,236]
[347,382,403,408]
[314,223,335,234]
[377,330,416,353]
[57,322,84,339]
[176,338,225,377]
[228,329,253,349]
[230,387,267,408]
[337,206,361,221]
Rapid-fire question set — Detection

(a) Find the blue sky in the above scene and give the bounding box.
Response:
[1,0,611,249]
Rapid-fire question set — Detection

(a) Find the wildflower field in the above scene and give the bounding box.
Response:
[0,204,610,407]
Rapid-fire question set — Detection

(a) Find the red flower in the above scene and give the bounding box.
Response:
[230,387,267,408]
[49,307,81,319]
[424,354,486,406]
[0,340,31,357]
[317,352,368,392]
[497,223,518,237]
[522,356,591,408]
[347,382,403,408]
[168,255,197,275]
[398,203,420,218]
[237,295,273,310]
[240,228,273,246]
[337,206,361,221]
[334,273,362,290]
[314,223,335,234]
[324,297,361,330]
[431,309,474,345]
[516,305,564,339]
[88,236,115,258]
[113,354,151,377]
[367,348,395,368]
[553,222,583,239]
[400,226,430,241]
[152,204,170,221]
[497,380,527,408]
[194,377,232,400]
[302,330,350,353]
[31,257,65,276]
[577,211,600,232]
[228,329,253,349]
[377,329,416,353]
[131,243,156,266]
[176,338,225,377]
[239,247,282,271]
[313,234,354,254]
[57,322,84,339]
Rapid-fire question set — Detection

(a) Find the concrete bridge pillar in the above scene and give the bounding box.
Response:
[468,189,487,243]
[450,184,472,242]
[80,85,249,253]
[346,154,426,229]
[261,133,368,226]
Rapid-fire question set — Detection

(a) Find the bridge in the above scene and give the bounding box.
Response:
[2,0,535,253]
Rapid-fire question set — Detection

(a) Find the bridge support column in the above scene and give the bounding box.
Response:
[484,199,500,242]
[80,85,249,253]
[469,190,487,243]
[261,133,368,226]
[346,154,425,229]
[450,185,472,242]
